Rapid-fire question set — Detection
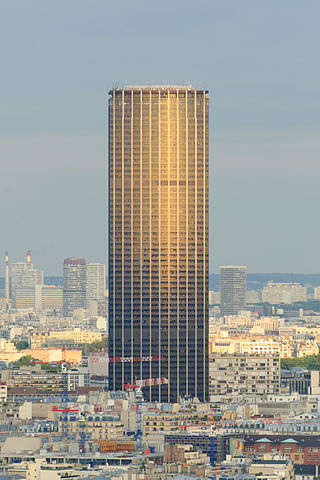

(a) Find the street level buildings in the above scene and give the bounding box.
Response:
[108,85,209,402]
[220,266,247,316]
[63,258,86,317]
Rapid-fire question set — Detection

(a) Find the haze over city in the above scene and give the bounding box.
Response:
[1,0,320,274]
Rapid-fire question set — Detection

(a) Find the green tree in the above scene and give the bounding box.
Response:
[81,336,109,354]
[13,340,29,351]
[13,355,40,366]
[281,354,320,370]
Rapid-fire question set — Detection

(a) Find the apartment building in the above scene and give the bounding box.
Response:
[209,353,280,398]
[57,413,124,441]
[143,411,210,435]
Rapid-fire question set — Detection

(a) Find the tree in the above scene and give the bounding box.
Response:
[13,355,40,367]
[13,340,29,351]
[81,336,109,354]
[281,354,320,370]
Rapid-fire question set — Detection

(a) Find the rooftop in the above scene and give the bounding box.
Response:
[109,85,208,94]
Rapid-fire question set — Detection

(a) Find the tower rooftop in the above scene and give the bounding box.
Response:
[109,85,208,94]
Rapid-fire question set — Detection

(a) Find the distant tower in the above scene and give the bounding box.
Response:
[5,251,9,304]
[63,258,86,317]
[11,255,43,310]
[86,263,106,301]
[220,266,247,316]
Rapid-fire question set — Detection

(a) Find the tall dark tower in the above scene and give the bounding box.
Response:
[108,86,209,402]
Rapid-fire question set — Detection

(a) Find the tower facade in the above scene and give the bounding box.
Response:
[220,266,247,316]
[108,86,209,402]
[63,258,86,317]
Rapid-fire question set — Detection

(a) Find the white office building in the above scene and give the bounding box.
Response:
[86,263,106,301]
[11,261,43,309]
[35,285,63,312]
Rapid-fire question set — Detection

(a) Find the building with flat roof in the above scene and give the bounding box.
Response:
[86,263,106,301]
[63,258,86,317]
[11,258,43,310]
[220,266,247,316]
[209,353,280,399]
[262,282,307,304]
[108,86,209,402]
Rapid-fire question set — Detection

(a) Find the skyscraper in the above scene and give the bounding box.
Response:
[63,258,86,317]
[220,266,247,316]
[108,86,209,402]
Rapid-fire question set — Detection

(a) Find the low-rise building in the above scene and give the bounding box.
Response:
[143,411,209,435]
[57,413,124,441]
[244,435,320,465]
[31,329,103,348]
[248,458,294,480]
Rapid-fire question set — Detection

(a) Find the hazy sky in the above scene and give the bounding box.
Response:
[1,0,320,275]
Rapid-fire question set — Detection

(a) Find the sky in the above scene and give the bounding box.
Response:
[1,0,320,275]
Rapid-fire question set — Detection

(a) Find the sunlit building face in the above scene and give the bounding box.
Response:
[108,86,209,402]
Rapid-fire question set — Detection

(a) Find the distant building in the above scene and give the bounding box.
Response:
[209,290,220,305]
[35,285,63,312]
[220,266,247,316]
[11,259,43,310]
[63,258,86,317]
[246,290,261,304]
[262,282,307,304]
[14,286,36,310]
[209,353,280,399]
[314,286,320,300]
[86,263,106,301]
[31,328,102,348]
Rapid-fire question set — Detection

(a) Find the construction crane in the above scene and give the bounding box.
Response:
[61,346,69,443]
[124,378,168,450]
[124,377,169,389]
[108,355,165,363]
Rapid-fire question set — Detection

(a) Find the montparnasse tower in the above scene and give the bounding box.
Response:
[108,85,209,402]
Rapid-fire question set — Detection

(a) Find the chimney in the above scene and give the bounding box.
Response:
[5,251,9,302]
[27,250,31,265]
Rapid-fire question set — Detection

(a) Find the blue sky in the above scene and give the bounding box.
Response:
[1,0,320,274]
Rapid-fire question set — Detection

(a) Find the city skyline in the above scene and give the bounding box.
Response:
[1,1,320,473]
[1,1,320,274]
